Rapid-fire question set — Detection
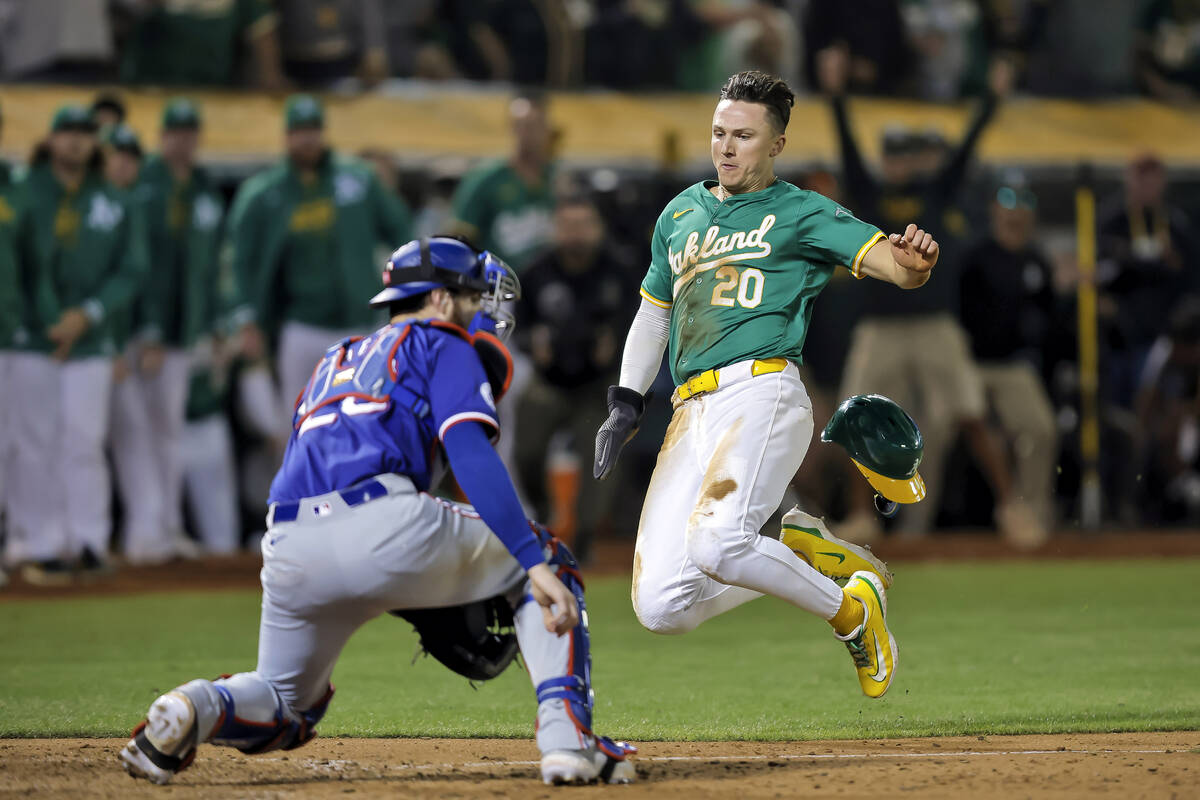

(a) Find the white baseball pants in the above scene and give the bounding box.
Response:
[8,353,113,562]
[143,349,192,536]
[632,361,843,634]
[110,358,167,562]
[0,351,13,542]
[182,414,240,554]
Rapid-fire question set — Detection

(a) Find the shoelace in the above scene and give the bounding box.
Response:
[844,636,871,668]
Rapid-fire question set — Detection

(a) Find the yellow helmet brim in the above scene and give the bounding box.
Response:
[853,460,926,504]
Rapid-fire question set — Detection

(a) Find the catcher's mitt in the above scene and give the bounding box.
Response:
[391,595,518,682]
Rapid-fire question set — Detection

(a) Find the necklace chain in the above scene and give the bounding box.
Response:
[715,178,775,202]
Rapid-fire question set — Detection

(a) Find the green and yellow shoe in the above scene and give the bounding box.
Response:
[836,570,898,699]
[780,507,893,588]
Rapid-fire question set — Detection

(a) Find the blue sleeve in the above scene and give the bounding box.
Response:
[442,421,545,571]
[428,334,500,441]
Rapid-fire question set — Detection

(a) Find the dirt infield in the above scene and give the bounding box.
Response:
[4,530,1200,601]
[2,733,1196,799]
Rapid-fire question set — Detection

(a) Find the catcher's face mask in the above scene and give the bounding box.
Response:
[471,252,521,342]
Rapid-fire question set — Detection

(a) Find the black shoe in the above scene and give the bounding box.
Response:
[20,559,75,587]
[79,547,115,579]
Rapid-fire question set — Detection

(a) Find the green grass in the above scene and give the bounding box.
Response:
[2,559,1199,740]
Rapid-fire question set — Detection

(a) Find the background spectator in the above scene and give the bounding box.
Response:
[1136,0,1200,103]
[584,0,709,90]
[0,0,115,82]
[226,94,411,428]
[379,1,454,80]
[805,0,911,95]
[958,175,1061,540]
[449,90,563,501]
[514,194,637,560]
[1096,152,1198,522]
[451,91,559,274]
[97,122,163,569]
[10,106,148,584]
[90,93,128,129]
[1135,299,1200,522]
[1022,0,1144,96]
[0,100,21,577]
[1098,153,1198,410]
[125,99,227,560]
[277,0,389,88]
[820,45,1036,543]
[112,0,287,89]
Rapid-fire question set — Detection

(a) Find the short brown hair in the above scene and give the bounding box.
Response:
[719,71,794,132]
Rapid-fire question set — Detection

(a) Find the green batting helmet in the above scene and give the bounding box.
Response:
[821,394,926,504]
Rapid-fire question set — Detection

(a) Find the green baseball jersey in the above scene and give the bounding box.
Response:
[452,159,555,273]
[137,155,227,348]
[641,180,883,385]
[0,161,25,349]
[228,151,412,334]
[119,0,277,86]
[17,163,150,359]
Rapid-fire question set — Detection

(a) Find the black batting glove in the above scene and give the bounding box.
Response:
[593,386,646,480]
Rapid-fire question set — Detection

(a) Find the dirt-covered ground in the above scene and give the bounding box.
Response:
[2,732,1196,799]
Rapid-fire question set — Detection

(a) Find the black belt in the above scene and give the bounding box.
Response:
[269,477,391,524]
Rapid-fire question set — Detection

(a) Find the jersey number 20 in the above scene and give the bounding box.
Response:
[711,266,764,309]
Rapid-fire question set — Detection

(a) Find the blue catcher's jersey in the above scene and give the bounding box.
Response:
[268,320,500,503]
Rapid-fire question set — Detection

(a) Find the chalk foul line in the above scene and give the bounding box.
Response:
[287,747,1179,775]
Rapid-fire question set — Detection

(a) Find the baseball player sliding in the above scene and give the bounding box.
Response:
[595,71,939,698]
[119,238,634,786]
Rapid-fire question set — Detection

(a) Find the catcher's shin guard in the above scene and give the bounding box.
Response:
[208,675,335,754]
[526,525,636,780]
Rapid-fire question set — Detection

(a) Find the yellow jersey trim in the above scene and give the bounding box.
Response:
[640,287,672,308]
[851,231,886,279]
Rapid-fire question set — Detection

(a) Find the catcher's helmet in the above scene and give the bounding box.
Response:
[821,394,926,504]
[369,236,521,337]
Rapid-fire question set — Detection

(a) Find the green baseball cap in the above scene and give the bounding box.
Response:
[162,97,202,130]
[100,123,143,157]
[284,94,324,131]
[50,104,98,133]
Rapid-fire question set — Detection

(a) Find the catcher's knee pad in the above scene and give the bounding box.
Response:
[197,674,334,755]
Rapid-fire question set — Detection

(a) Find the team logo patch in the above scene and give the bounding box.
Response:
[86,193,124,231]
[192,194,221,231]
[334,173,366,206]
[313,501,332,518]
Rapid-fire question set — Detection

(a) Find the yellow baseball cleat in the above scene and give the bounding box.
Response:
[836,571,898,699]
[780,507,894,588]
